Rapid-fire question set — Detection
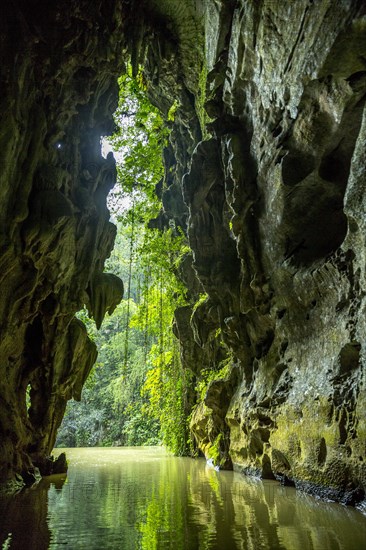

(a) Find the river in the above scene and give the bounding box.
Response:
[0,447,365,549]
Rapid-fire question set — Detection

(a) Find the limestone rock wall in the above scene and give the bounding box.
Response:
[0,0,365,507]
[140,0,366,505]
[0,1,126,486]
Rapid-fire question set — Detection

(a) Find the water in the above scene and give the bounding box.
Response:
[0,447,365,550]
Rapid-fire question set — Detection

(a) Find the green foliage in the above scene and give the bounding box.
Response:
[107,66,169,218]
[191,292,209,315]
[57,64,192,454]
[128,226,189,455]
[76,308,97,342]
[57,296,161,448]
[142,339,187,455]
[207,433,223,465]
[167,99,179,122]
[195,349,232,401]
[1,534,12,550]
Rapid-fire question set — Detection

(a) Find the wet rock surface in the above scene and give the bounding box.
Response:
[0,1,126,487]
[0,0,365,506]
[141,0,366,506]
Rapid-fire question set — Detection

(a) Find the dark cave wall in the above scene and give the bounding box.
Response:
[0,1,126,486]
[140,0,366,504]
[0,0,365,506]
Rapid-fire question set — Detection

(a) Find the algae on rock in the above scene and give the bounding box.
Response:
[0,0,365,507]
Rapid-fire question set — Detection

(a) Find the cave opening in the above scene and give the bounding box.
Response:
[1,5,366,545]
[56,63,189,454]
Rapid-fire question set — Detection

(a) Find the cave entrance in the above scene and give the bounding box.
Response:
[56,65,187,454]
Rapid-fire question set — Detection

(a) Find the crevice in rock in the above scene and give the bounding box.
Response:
[0,0,365,508]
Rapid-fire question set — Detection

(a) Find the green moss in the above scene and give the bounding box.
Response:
[207,433,223,467]
[195,353,231,401]
[269,399,359,490]
[167,99,179,122]
[191,292,209,316]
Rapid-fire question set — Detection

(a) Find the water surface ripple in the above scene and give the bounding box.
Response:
[0,447,365,549]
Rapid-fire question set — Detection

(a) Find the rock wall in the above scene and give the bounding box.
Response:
[0,1,126,488]
[0,0,365,507]
[140,0,366,506]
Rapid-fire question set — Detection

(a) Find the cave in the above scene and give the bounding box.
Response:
[0,0,365,514]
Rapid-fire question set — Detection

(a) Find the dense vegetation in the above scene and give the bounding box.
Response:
[56,68,190,454]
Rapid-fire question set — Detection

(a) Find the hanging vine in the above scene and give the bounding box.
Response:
[143,262,151,364]
[159,264,164,367]
[58,64,191,451]
[123,198,136,372]
[105,65,192,454]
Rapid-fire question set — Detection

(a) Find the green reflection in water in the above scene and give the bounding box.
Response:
[0,447,365,550]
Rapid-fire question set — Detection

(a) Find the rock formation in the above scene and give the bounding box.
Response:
[0,1,126,488]
[0,0,365,507]
[143,0,366,506]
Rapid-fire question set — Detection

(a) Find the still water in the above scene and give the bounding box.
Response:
[0,447,365,550]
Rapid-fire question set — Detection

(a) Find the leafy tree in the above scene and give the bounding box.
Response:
[57,65,191,454]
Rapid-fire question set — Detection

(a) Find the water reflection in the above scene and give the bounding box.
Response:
[0,447,365,549]
[0,474,66,550]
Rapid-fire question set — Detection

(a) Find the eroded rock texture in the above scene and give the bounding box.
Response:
[1,0,365,506]
[0,1,126,487]
[139,0,366,505]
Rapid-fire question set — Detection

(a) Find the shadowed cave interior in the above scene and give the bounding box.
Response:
[0,0,365,509]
